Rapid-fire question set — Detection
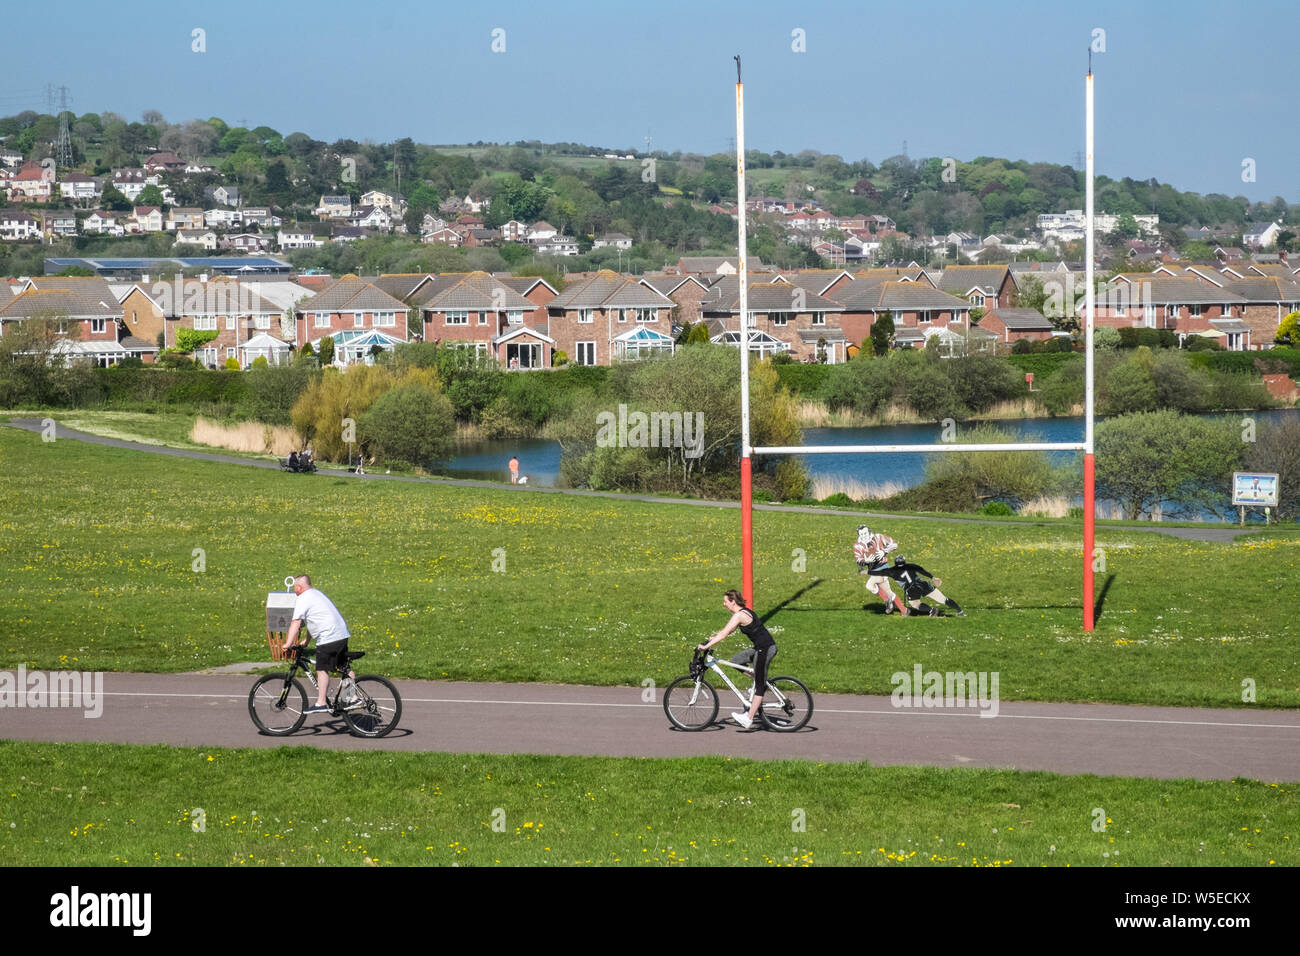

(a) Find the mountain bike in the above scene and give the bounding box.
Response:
[663,649,813,732]
[248,644,401,738]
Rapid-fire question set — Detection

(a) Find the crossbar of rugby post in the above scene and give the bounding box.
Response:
[752,442,1087,455]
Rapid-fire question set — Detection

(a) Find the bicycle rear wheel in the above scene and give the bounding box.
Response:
[663,675,719,731]
[759,676,813,732]
[343,675,402,738]
[249,674,308,736]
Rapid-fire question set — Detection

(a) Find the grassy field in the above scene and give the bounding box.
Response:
[0,741,1292,866]
[3,425,1298,707]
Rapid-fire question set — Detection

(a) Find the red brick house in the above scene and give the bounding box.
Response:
[936,264,1015,310]
[414,271,552,367]
[831,278,973,351]
[498,275,559,329]
[546,270,676,366]
[1101,275,1251,347]
[162,277,287,367]
[0,280,142,365]
[295,276,410,364]
[638,274,713,329]
[977,307,1054,343]
[701,280,848,362]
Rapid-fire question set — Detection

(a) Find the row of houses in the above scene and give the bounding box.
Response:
[5,257,1297,372]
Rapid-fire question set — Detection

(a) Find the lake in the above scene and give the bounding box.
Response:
[434,410,1298,519]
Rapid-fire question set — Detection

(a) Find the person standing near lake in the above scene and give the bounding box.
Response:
[508,456,519,484]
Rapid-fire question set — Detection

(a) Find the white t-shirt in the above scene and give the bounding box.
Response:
[292,588,350,646]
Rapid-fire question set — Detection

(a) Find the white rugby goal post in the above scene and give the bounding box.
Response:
[732,58,1098,630]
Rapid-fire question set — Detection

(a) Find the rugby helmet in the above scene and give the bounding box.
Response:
[894,555,906,566]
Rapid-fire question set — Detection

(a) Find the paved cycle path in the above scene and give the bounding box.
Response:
[3,672,1298,781]
[2,418,1272,543]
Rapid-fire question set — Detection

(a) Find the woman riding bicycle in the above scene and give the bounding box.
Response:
[696,589,776,730]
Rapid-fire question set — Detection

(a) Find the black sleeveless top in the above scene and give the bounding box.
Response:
[737,608,776,650]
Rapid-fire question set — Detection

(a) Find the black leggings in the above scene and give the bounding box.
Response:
[733,644,778,695]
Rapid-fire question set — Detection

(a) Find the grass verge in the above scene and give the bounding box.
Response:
[0,741,1292,866]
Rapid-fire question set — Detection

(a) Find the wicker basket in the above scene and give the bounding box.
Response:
[267,633,291,661]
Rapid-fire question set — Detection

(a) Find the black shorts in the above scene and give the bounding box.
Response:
[316,640,349,674]
[905,581,935,601]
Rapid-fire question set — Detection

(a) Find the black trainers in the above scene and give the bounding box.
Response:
[305,704,331,715]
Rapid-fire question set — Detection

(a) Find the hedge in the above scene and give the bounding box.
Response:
[1188,347,1300,378]
[775,363,835,396]
[1004,353,1078,380]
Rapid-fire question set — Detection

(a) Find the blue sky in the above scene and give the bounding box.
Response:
[6,0,1296,201]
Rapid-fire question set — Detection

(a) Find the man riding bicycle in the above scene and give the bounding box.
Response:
[282,574,356,715]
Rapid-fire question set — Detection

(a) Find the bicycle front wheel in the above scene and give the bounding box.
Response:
[343,675,402,738]
[663,675,719,731]
[759,676,813,732]
[249,674,308,736]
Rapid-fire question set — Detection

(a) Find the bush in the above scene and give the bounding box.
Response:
[155,349,200,369]
[251,355,269,369]
[552,349,569,366]
[1103,357,1157,414]
[822,353,894,414]
[238,363,317,425]
[1095,410,1242,519]
[1011,338,1032,354]
[922,423,1064,508]
[1039,355,1085,415]
[175,329,219,353]
[878,474,981,513]
[773,458,807,501]
[357,381,455,466]
[820,492,852,507]
[775,362,834,397]
[1190,348,1300,378]
[943,353,1026,413]
[223,357,241,370]
[1150,350,1209,412]
[1206,371,1272,410]
[1093,326,1121,350]
[1185,334,1221,352]
[979,501,1013,516]
[895,351,963,421]
[552,345,802,495]
[291,364,410,461]
[1005,353,1078,379]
